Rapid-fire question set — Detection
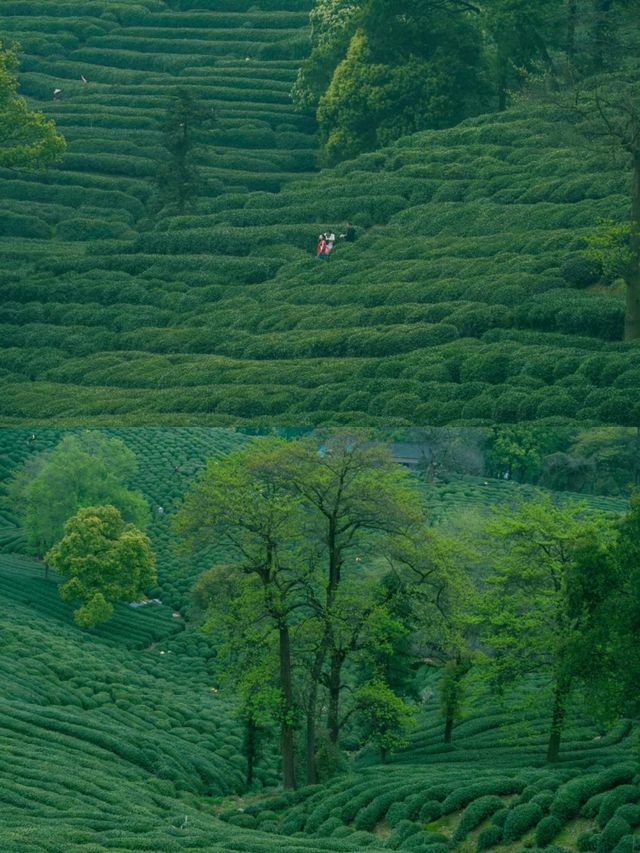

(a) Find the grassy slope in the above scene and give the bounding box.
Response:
[1,2,639,426]
[0,428,636,851]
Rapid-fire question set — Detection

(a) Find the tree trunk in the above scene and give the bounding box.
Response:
[327,651,343,745]
[566,0,577,59]
[591,0,614,71]
[245,715,256,788]
[444,715,454,744]
[305,701,317,786]
[498,73,507,112]
[546,682,567,762]
[279,623,296,789]
[625,152,640,341]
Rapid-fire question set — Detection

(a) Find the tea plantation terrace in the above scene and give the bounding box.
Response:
[0,0,637,425]
[0,427,637,851]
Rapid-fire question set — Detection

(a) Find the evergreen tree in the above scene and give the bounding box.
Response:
[155,87,216,214]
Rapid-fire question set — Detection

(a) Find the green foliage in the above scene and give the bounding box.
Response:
[502,801,544,843]
[0,41,65,169]
[477,495,609,762]
[453,796,505,842]
[477,825,504,851]
[316,1,487,164]
[46,504,156,627]
[535,815,563,847]
[5,432,149,556]
[354,678,416,756]
[154,87,217,214]
[597,816,632,853]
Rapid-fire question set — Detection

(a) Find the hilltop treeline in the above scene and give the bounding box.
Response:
[296,0,640,162]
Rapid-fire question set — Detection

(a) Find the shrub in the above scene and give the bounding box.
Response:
[597,787,640,828]
[502,802,544,843]
[387,802,410,828]
[560,254,602,288]
[535,815,563,847]
[477,825,503,850]
[614,804,640,826]
[611,837,637,853]
[577,832,600,851]
[597,817,631,853]
[453,796,505,842]
[442,780,525,814]
[418,801,442,823]
[531,792,555,813]
[383,819,421,849]
[491,808,509,828]
[355,791,398,831]
[57,218,133,241]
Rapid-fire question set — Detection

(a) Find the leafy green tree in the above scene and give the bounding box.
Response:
[194,564,281,787]
[353,677,415,760]
[477,494,607,762]
[0,42,65,170]
[482,0,562,110]
[570,495,640,721]
[440,655,472,744]
[265,433,423,781]
[486,426,570,482]
[6,433,149,560]
[175,439,313,789]
[46,505,156,628]
[316,0,487,163]
[291,0,362,113]
[386,525,473,745]
[554,76,640,338]
[155,87,216,214]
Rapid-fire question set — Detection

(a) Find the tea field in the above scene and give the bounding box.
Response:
[0,1,639,426]
[0,426,638,851]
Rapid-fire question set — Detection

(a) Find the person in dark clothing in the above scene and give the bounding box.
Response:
[340,223,356,242]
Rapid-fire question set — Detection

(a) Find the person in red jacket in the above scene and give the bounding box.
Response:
[316,234,329,260]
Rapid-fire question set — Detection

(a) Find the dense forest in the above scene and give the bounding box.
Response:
[0,0,638,425]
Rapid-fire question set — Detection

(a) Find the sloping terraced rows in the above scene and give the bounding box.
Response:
[1,72,637,424]
[221,761,640,852]
[1,554,394,852]
[0,427,628,607]
[0,426,248,611]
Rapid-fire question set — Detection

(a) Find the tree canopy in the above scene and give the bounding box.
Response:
[178,434,457,787]
[6,432,150,557]
[0,42,65,170]
[46,504,156,628]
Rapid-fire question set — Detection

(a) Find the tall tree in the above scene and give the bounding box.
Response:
[315,0,487,163]
[266,433,423,782]
[566,76,640,339]
[193,564,281,787]
[477,495,607,762]
[5,432,149,560]
[46,505,156,628]
[155,87,216,214]
[570,495,640,721]
[0,42,65,170]
[482,0,562,110]
[175,439,314,789]
[291,0,362,113]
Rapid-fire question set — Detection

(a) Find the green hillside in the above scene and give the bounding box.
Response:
[1,427,638,853]
[0,1,638,426]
